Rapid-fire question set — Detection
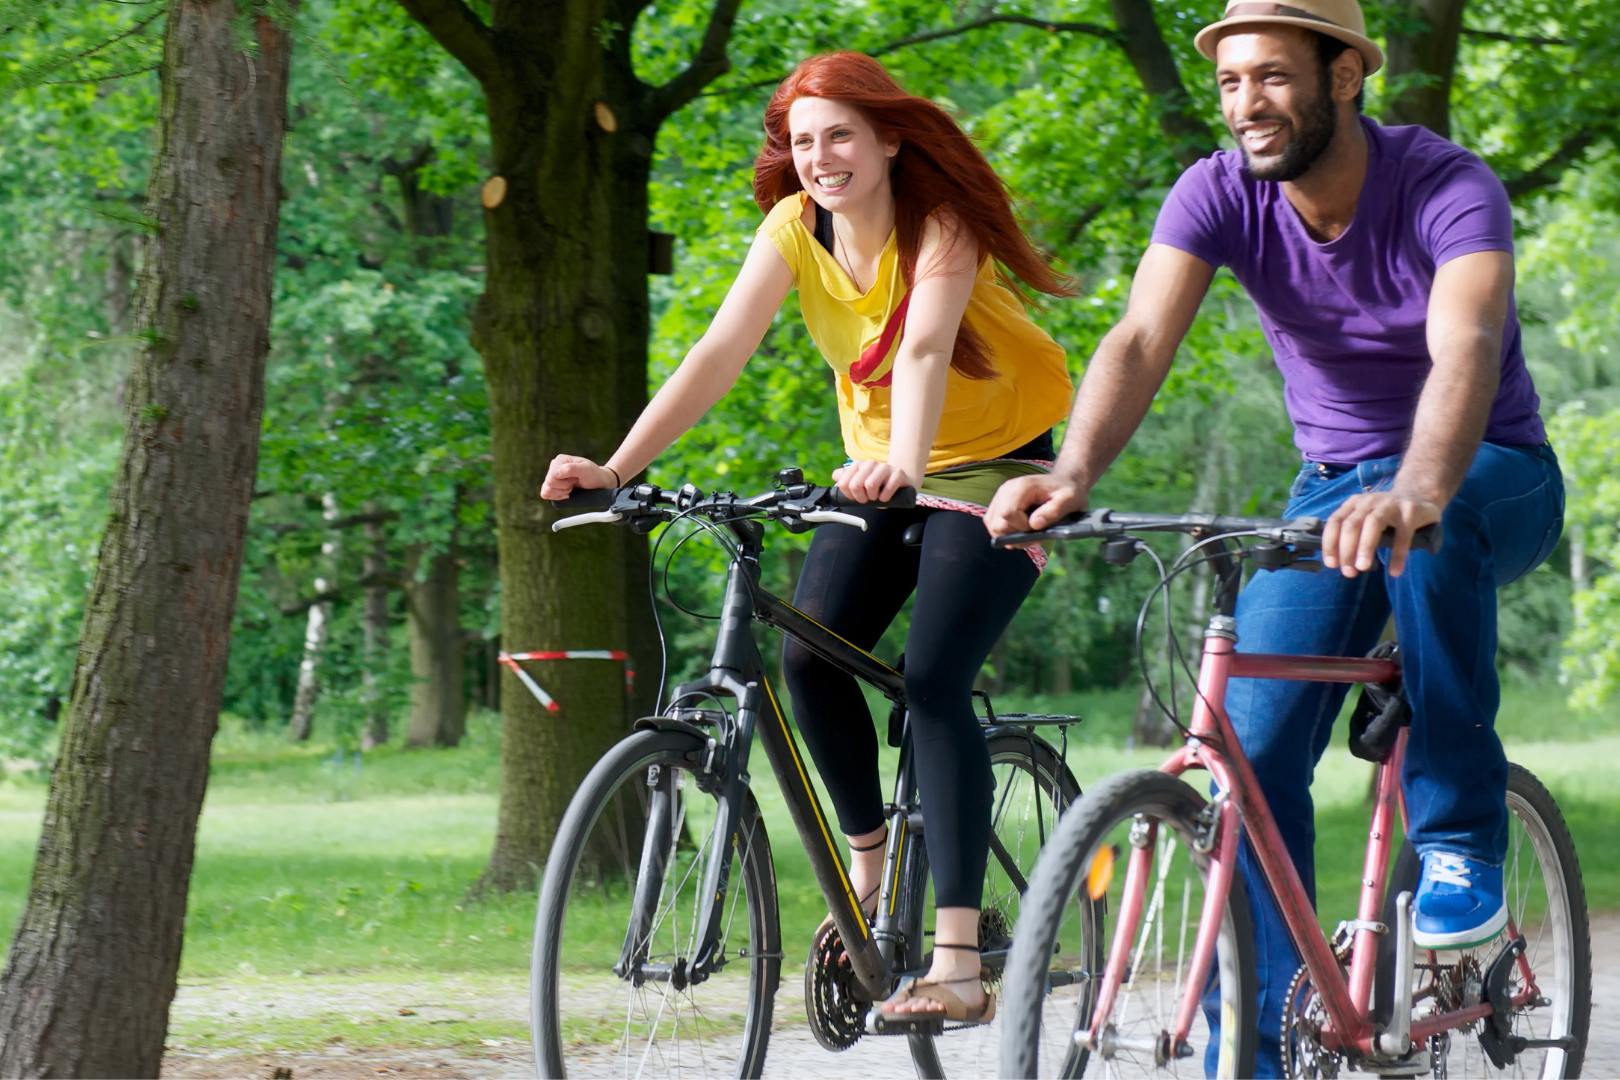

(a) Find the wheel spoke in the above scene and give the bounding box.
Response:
[533,736,778,1077]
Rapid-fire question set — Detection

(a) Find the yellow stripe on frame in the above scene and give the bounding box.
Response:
[888,823,905,916]
[762,676,871,941]
[780,604,902,679]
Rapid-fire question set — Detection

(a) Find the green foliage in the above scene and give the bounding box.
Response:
[5,0,1620,750]
[216,0,495,732]
[0,3,157,760]
[1550,404,1620,711]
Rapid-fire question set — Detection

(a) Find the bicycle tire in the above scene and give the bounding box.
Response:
[1000,769,1258,1079]
[1418,762,1590,1078]
[531,728,781,1078]
[904,731,1098,1079]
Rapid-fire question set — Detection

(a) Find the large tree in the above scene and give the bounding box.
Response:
[395,0,739,893]
[0,0,292,1072]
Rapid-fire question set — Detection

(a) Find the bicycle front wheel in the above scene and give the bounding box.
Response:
[1419,762,1590,1078]
[531,728,781,1078]
[1001,769,1258,1079]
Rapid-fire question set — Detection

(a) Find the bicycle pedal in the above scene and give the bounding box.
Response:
[866,1009,944,1037]
[1366,1050,1428,1077]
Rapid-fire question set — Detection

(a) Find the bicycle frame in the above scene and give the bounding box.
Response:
[1091,607,1541,1063]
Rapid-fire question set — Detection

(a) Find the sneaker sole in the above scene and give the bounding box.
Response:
[1411,904,1509,951]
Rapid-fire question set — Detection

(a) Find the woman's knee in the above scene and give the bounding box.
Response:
[901,662,975,719]
[781,638,827,696]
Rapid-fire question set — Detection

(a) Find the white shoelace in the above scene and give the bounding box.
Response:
[1428,852,1473,888]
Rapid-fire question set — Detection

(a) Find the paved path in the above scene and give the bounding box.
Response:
[166,914,1620,1078]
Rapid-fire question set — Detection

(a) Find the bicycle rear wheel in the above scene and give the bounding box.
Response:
[531,728,781,1078]
[1001,769,1258,1079]
[1418,762,1590,1078]
[905,731,1100,1079]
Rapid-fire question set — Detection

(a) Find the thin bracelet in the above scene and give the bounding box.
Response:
[604,464,623,487]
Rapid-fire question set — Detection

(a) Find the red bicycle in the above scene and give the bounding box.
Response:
[995,509,1589,1078]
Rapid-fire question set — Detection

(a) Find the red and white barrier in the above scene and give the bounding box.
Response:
[498,650,635,714]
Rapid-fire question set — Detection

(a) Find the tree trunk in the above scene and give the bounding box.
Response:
[288,492,339,741]
[1382,0,1467,136]
[1049,654,1073,697]
[0,3,290,1073]
[405,540,466,747]
[1109,0,1220,168]
[382,150,466,750]
[397,0,738,896]
[107,233,136,335]
[360,512,391,750]
[471,44,646,895]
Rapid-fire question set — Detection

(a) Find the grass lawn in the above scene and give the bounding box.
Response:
[0,678,1615,1054]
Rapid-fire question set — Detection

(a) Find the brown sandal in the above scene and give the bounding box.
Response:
[879,975,996,1024]
[878,943,995,1025]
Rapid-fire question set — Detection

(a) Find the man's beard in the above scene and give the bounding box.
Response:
[1241,71,1337,182]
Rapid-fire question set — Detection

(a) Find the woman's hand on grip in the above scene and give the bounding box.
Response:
[832,461,914,504]
[541,454,618,500]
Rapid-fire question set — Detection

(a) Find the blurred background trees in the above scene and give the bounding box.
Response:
[1,0,1616,835]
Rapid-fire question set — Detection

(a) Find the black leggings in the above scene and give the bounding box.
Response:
[781,507,1038,909]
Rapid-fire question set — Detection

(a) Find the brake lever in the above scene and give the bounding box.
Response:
[552,509,625,532]
[799,509,868,531]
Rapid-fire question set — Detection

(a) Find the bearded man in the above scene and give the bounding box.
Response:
[988,2,1563,1073]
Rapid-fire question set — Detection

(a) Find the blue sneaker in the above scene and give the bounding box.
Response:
[1412,850,1508,950]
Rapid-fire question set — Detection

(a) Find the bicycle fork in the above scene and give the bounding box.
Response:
[614,673,764,989]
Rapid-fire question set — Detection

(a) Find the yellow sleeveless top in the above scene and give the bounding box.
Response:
[759,192,1073,472]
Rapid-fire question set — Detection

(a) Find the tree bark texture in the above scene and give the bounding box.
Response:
[0,3,291,1075]
[398,0,738,895]
[405,541,466,748]
[360,513,392,750]
[1382,0,1467,136]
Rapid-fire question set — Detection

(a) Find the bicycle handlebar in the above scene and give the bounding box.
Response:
[550,476,917,535]
[992,507,1443,555]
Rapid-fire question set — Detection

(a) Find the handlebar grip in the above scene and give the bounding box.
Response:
[827,486,917,510]
[549,488,617,512]
[989,509,1105,549]
[1405,523,1443,553]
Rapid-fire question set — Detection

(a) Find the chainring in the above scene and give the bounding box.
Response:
[1282,964,1343,1079]
[806,919,866,1051]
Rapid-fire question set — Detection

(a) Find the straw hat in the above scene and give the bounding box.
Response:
[1194,1,1384,75]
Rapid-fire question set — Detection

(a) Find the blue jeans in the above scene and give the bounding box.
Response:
[1207,441,1563,1076]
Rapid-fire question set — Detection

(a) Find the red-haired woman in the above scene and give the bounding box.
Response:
[542,51,1072,1024]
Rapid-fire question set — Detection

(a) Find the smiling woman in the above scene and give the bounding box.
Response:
[540,50,1075,1027]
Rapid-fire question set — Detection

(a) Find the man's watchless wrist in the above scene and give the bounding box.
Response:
[1389,480,1449,507]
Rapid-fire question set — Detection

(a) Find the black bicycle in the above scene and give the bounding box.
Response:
[529,471,1104,1078]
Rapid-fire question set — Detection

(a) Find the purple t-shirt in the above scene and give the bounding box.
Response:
[1151,117,1545,463]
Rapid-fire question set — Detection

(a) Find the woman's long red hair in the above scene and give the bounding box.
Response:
[754,52,1071,379]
